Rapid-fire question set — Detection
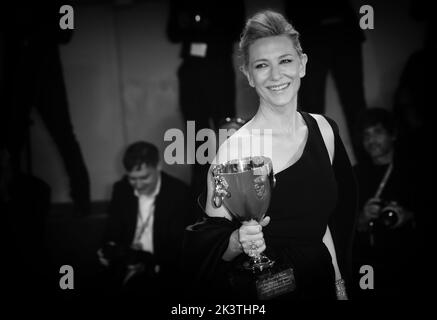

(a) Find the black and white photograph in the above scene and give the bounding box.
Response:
[1,0,433,316]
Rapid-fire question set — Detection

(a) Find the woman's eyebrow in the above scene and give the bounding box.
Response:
[253,53,295,63]
[278,53,294,59]
[252,58,268,64]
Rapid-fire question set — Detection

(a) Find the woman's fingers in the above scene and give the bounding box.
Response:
[241,238,266,256]
[241,238,264,250]
[239,229,264,242]
[260,216,270,227]
[257,242,266,254]
[240,220,262,235]
[239,218,269,256]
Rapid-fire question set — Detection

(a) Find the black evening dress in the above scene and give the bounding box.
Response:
[263,112,338,299]
[183,112,358,301]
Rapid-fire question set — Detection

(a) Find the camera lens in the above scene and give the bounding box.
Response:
[379,208,398,228]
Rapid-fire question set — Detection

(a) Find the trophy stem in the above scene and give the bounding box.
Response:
[243,253,275,273]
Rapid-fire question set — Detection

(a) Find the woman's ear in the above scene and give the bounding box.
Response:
[299,53,308,78]
[240,65,255,87]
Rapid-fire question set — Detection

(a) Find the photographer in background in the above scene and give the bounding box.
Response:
[352,108,420,299]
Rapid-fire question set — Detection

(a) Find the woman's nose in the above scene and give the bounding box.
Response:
[270,65,281,80]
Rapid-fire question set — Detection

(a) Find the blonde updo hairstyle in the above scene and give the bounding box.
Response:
[239,10,304,71]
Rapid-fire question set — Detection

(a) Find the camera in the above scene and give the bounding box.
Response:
[378,206,399,228]
[369,200,399,229]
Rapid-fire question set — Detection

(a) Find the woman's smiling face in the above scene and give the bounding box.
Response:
[245,35,307,108]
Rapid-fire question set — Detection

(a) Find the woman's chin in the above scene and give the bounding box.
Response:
[268,92,297,106]
[270,97,295,108]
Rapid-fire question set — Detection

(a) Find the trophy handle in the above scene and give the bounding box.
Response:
[212,166,230,208]
[213,195,222,208]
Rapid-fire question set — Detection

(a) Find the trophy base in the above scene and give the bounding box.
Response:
[255,266,296,300]
[229,259,296,300]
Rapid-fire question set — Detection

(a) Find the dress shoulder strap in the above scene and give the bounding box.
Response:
[300,112,335,165]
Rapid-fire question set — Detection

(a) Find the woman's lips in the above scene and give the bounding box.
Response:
[267,82,290,91]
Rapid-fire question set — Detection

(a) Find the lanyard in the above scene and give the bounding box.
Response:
[369,162,393,247]
[134,203,154,243]
[373,162,393,199]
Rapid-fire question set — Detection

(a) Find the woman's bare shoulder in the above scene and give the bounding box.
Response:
[214,125,254,165]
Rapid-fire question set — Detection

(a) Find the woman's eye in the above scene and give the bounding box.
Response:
[255,63,267,69]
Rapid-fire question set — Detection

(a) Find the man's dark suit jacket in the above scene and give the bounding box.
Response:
[103,171,194,295]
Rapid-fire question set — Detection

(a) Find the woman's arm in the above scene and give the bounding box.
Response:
[316,114,357,299]
[323,226,348,300]
[322,226,341,280]
[203,165,241,261]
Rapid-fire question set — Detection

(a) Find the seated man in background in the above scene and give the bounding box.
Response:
[97,141,194,299]
[352,108,421,299]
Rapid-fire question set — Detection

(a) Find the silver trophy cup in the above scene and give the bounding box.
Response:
[212,156,276,272]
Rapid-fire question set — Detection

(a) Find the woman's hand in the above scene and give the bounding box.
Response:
[222,216,271,261]
[238,216,270,257]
